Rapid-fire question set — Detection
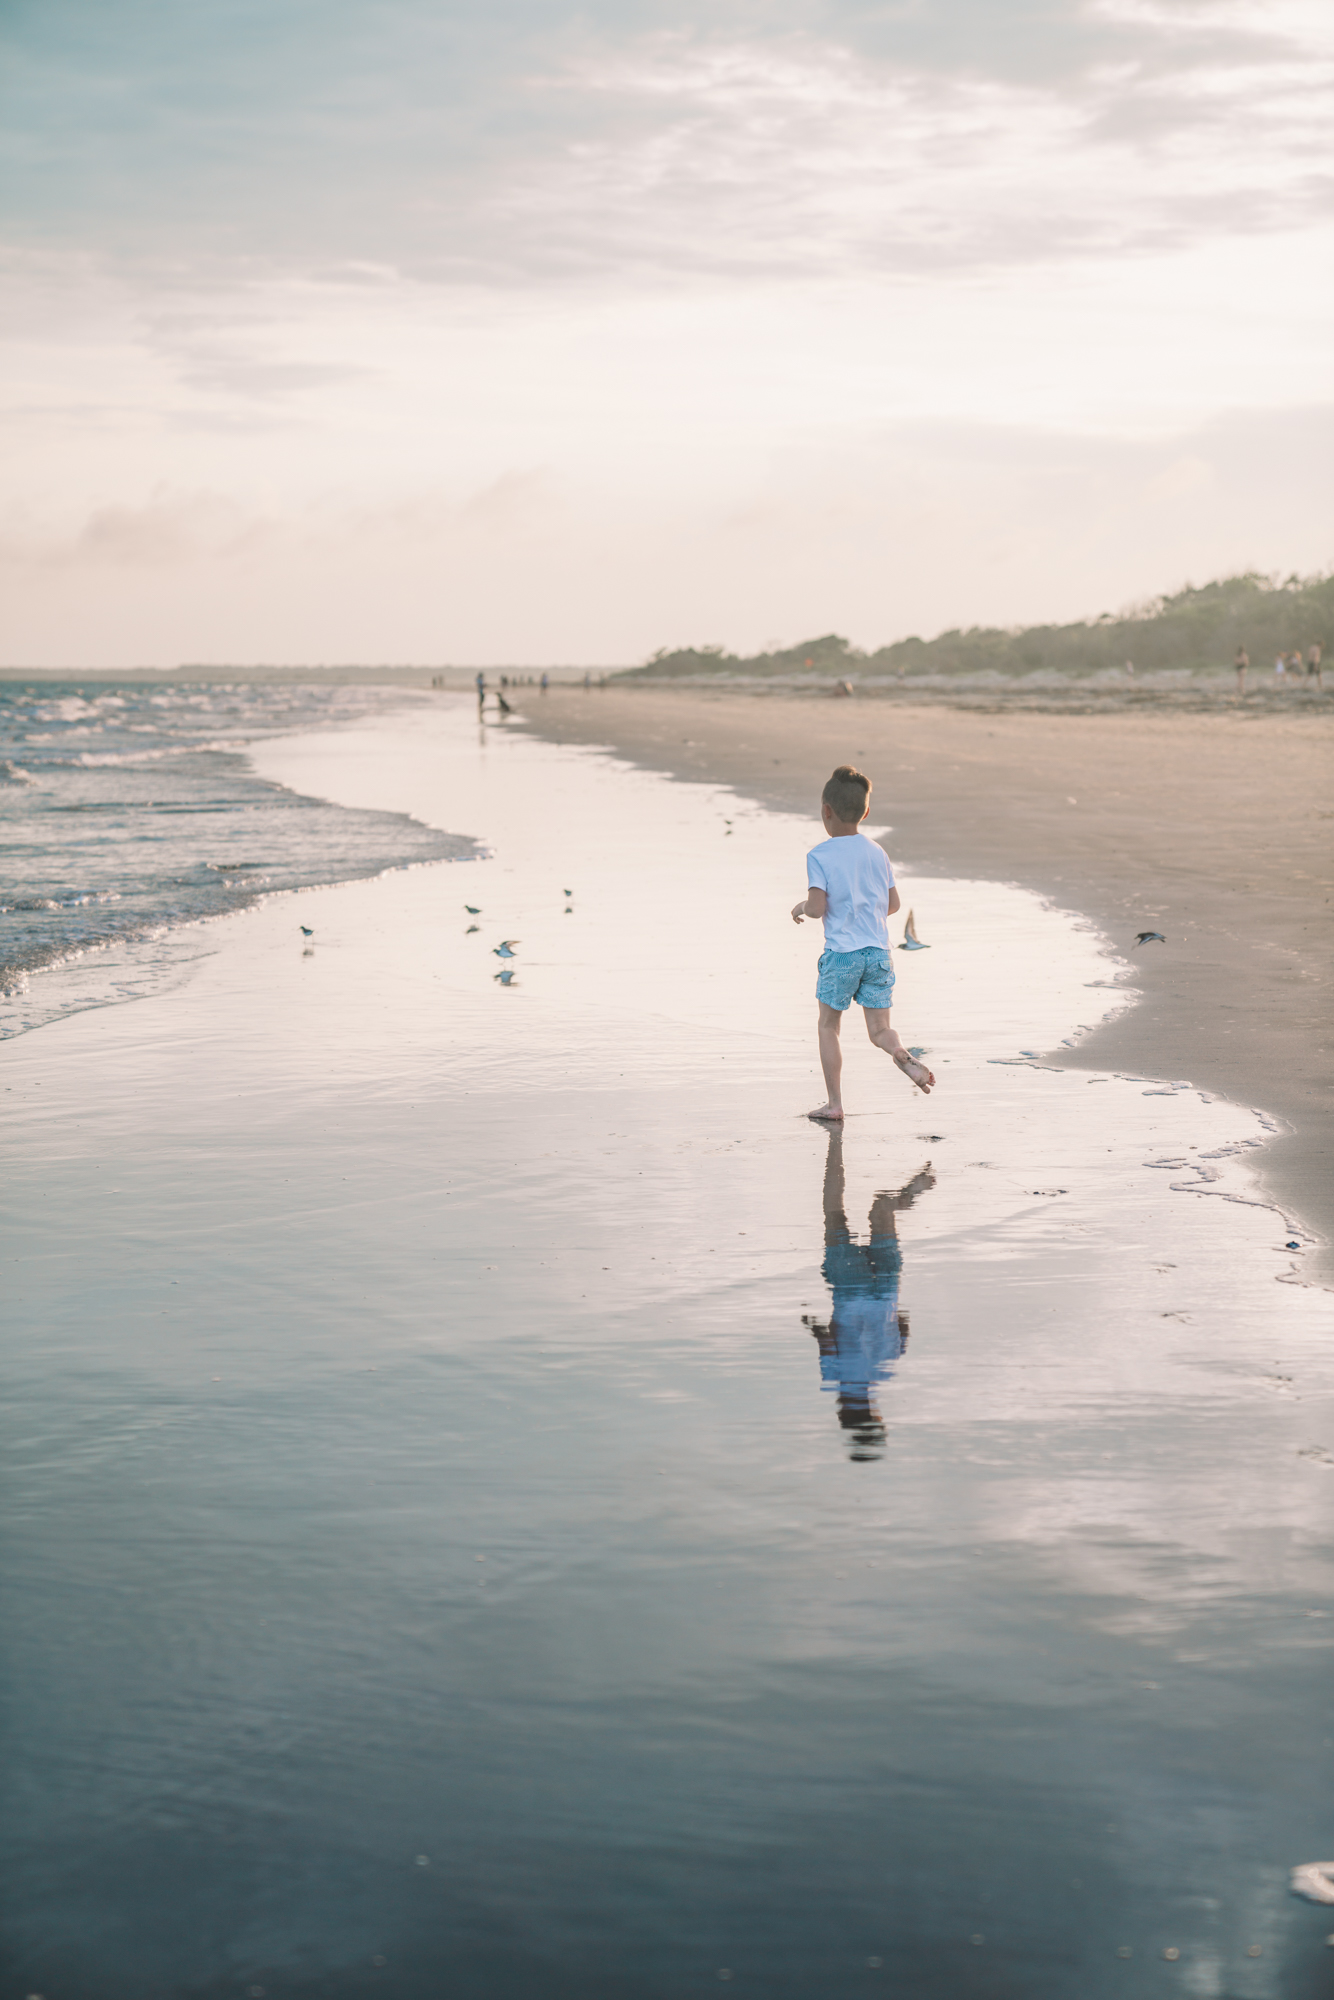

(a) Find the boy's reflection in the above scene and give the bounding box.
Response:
[802,1127,935,1460]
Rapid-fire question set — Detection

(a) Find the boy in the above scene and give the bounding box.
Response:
[790,764,934,1117]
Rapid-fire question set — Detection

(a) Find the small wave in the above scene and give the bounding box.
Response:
[0,678,477,1039]
[60,738,243,768]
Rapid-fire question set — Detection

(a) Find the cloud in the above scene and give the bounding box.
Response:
[494,15,1334,281]
[2,0,1330,283]
[0,0,1327,663]
[1,404,1329,664]
[0,490,266,569]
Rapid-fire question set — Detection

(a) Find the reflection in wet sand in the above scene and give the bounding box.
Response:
[803,1125,935,1459]
[7,700,1332,1997]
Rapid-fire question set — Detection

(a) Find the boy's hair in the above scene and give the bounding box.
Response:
[822,764,871,824]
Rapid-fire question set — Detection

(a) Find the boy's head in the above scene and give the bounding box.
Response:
[821,764,871,829]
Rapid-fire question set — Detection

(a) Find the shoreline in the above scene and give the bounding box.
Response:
[10,701,1334,1991]
[512,685,1334,1277]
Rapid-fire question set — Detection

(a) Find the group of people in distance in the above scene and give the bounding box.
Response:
[1234,643,1323,696]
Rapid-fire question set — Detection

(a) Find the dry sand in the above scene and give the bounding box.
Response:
[517,686,1334,1274]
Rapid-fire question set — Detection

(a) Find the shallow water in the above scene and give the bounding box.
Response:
[2,699,1332,1999]
[0,680,471,1038]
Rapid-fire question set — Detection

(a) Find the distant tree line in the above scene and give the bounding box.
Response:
[624,570,1333,679]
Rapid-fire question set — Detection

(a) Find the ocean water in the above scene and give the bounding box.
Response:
[0,680,474,1037]
[2,697,1332,2000]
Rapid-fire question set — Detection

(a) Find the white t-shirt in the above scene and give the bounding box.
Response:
[807,833,894,952]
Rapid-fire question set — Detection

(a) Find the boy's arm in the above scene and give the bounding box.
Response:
[887,885,901,917]
[791,887,827,924]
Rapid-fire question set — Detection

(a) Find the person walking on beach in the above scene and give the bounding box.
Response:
[1234,647,1248,698]
[802,1123,934,1457]
[791,764,935,1116]
[1306,643,1323,692]
[475,670,486,714]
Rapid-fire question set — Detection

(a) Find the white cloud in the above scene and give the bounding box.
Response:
[1,403,1328,666]
[0,0,1329,661]
[498,12,1334,281]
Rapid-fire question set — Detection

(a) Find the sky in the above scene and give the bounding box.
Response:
[1,0,1331,667]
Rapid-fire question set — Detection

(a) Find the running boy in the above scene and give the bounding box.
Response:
[790,764,934,1117]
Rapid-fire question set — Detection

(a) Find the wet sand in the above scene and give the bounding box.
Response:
[5,700,1334,1996]
[518,688,1334,1274]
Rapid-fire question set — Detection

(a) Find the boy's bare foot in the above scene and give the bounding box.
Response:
[808,1102,845,1121]
[893,1052,935,1093]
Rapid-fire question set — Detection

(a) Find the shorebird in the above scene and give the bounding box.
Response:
[1134,931,1167,946]
[563,889,573,897]
[299,925,314,938]
[493,940,520,959]
[465,924,480,934]
[494,968,516,986]
[899,910,929,950]
[464,904,481,914]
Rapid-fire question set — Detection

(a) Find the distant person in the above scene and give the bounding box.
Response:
[1275,654,1286,679]
[475,670,486,713]
[790,764,935,1118]
[540,671,550,694]
[1235,646,1248,698]
[1306,643,1323,692]
[802,1124,934,1459]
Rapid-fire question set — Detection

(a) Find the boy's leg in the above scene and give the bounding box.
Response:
[863,1007,907,1060]
[864,1008,935,1092]
[810,1003,845,1119]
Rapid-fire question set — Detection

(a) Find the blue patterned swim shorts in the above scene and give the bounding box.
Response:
[816,946,895,1012]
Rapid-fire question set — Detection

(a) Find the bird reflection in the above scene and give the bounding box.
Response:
[802,1127,935,1461]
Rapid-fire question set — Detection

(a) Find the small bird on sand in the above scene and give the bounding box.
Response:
[496,692,513,715]
[899,909,929,950]
[493,940,520,958]
[464,904,481,914]
[563,889,573,897]
[465,924,480,934]
[300,925,314,938]
[1135,931,1167,946]
[494,968,516,986]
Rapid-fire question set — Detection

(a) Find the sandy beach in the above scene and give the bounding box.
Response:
[519,687,1334,1276]
[5,696,1334,1997]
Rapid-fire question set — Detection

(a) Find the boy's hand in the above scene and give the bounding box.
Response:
[791,900,808,925]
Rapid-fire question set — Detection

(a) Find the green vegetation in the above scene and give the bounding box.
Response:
[625,570,1333,679]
